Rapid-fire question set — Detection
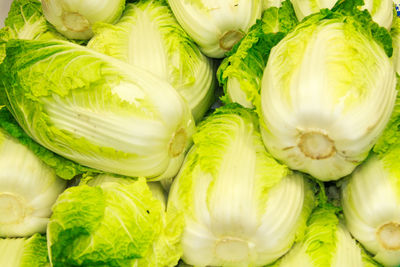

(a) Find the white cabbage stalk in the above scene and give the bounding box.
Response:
[41,0,125,39]
[168,105,315,266]
[227,77,255,108]
[148,182,167,207]
[88,1,216,122]
[0,129,66,237]
[391,17,400,75]
[290,0,393,29]
[1,39,195,181]
[269,206,382,267]
[341,150,400,267]
[260,18,397,181]
[167,0,263,58]
[0,234,49,267]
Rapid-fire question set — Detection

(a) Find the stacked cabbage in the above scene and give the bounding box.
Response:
[168,105,315,266]
[0,108,66,237]
[167,0,263,58]
[217,0,299,109]
[340,95,400,267]
[267,204,383,267]
[87,0,216,121]
[259,11,396,181]
[47,174,183,266]
[0,0,400,266]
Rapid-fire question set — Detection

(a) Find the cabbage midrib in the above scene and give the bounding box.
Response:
[42,98,167,154]
[207,118,258,236]
[126,4,168,81]
[125,1,208,108]
[0,238,25,267]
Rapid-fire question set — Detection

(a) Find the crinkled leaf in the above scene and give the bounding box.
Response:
[217,0,297,108]
[5,0,65,41]
[48,178,164,266]
[0,234,49,267]
[331,0,393,57]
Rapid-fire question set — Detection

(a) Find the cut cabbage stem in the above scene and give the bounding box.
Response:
[169,128,187,157]
[298,131,336,160]
[0,193,27,224]
[219,30,245,51]
[215,237,249,262]
[62,12,90,32]
[377,222,400,250]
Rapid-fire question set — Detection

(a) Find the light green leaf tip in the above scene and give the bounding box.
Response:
[217,0,298,108]
[20,234,49,267]
[48,177,173,266]
[0,234,49,267]
[5,0,65,41]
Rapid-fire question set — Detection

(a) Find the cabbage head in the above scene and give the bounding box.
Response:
[0,39,195,181]
[47,175,184,267]
[168,104,315,266]
[260,6,396,181]
[167,0,263,58]
[88,0,216,122]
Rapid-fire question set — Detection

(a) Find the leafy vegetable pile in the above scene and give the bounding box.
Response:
[0,0,400,266]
